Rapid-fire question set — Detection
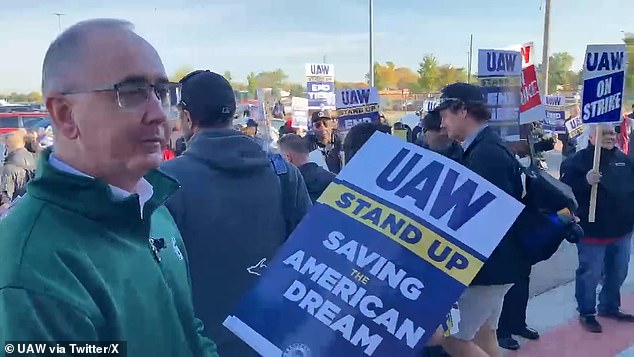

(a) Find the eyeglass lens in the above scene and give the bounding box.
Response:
[116,81,180,110]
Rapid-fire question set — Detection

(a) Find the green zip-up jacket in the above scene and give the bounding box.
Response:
[0,151,218,357]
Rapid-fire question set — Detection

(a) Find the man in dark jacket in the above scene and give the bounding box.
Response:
[305,110,343,173]
[160,70,312,356]
[438,83,524,357]
[278,133,335,203]
[0,130,36,210]
[560,123,634,333]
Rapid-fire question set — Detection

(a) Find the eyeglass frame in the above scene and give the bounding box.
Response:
[60,77,181,110]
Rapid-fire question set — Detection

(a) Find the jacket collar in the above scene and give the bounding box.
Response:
[28,149,180,225]
[463,125,496,156]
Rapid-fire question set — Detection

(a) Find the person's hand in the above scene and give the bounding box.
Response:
[586,170,601,185]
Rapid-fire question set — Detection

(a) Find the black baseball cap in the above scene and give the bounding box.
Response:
[436,82,486,111]
[311,109,334,123]
[179,70,236,124]
[422,110,442,132]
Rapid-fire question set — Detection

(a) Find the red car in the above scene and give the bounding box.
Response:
[0,112,50,134]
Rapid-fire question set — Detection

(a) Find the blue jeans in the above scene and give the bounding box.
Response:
[575,235,632,316]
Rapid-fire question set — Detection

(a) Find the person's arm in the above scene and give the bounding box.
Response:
[0,166,18,207]
[0,287,98,341]
[560,156,591,194]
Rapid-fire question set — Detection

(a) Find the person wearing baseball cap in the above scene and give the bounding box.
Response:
[437,83,527,356]
[306,109,343,173]
[160,70,311,356]
[419,109,462,161]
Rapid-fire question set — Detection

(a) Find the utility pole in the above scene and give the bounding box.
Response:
[541,0,551,94]
[468,34,473,83]
[369,0,375,87]
[54,13,65,34]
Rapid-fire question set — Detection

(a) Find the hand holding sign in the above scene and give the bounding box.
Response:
[581,44,627,222]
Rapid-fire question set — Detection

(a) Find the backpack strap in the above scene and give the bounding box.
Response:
[268,153,294,238]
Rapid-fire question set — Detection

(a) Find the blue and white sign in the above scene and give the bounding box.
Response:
[477,49,522,77]
[478,49,522,141]
[422,100,440,113]
[582,44,627,124]
[335,87,381,131]
[542,95,566,133]
[224,133,524,356]
[306,63,336,110]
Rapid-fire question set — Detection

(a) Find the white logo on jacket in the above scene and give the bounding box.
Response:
[247,258,268,276]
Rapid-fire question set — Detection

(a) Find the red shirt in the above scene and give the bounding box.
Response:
[162,148,175,161]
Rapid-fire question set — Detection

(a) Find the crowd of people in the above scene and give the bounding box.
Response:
[1,17,634,357]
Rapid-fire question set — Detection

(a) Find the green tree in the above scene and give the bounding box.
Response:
[417,55,440,92]
[365,63,385,89]
[223,71,232,81]
[625,33,634,102]
[169,65,194,82]
[536,52,579,93]
[437,65,467,87]
[253,69,287,89]
[287,83,306,97]
[246,72,257,96]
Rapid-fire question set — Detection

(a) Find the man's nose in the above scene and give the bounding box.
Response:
[143,91,168,124]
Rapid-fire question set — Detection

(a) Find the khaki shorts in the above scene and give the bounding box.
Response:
[450,284,513,341]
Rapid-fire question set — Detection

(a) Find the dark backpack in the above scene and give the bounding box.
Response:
[496,143,581,265]
[268,152,296,239]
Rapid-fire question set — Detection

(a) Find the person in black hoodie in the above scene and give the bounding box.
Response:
[437,83,524,357]
[560,123,634,334]
[278,133,335,203]
[160,70,312,356]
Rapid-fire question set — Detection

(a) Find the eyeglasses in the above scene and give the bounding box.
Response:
[62,79,181,111]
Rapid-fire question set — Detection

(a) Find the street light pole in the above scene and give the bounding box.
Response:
[53,13,65,34]
[369,0,375,87]
[541,0,551,94]
[468,34,473,83]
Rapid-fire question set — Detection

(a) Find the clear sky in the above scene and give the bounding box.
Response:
[0,0,632,92]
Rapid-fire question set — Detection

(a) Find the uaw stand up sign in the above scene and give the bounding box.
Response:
[224,133,524,356]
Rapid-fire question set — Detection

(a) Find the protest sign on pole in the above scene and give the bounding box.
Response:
[306,63,336,111]
[224,133,524,356]
[517,42,544,124]
[335,87,380,132]
[581,44,627,222]
[542,95,567,133]
[291,97,309,129]
[564,115,584,139]
[422,99,440,113]
[478,49,522,141]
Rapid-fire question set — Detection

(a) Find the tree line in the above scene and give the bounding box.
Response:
[4,49,633,103]
[167,52,592,97]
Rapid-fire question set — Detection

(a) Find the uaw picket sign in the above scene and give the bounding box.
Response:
[335,87,381,131]
[224,133,524,356]
[543,95,566,133]
[517,42,544,124]
[582,44,627,124]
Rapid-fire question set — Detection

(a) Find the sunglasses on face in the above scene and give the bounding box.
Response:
[62,78,181,111]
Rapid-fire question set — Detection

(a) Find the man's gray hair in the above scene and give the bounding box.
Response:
[41,18,135,96]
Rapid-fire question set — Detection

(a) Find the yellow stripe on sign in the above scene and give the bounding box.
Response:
[318,183,484,286]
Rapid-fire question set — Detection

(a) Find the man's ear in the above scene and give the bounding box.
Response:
[46,96,79,140]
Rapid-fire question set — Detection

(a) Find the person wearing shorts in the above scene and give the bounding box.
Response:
[437,83,525,357]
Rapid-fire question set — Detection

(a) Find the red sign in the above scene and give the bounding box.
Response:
[520,65,541,111]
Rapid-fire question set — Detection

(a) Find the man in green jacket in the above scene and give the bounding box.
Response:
[0,18,217,357]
